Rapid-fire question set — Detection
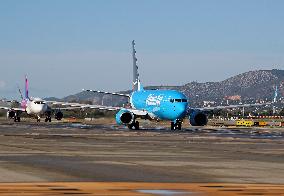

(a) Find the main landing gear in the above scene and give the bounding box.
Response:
[13,111,21,122]
[45,111,52,122]
[171,120,182,130]
[128,121,140,130]
[14,116,21,122]
[36,116,41,122]
[45,116,51,122]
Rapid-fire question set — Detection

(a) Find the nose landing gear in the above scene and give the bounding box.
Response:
[171,120,182,130]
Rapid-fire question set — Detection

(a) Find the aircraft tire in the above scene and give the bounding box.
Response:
[45,117,51,122]
[134,121,139,130]
[177,121,182,130]
[171,122,174,130]
[171,121,182,130]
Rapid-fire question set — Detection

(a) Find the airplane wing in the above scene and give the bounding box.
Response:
[47,100,153,119]
[0,106,25,111]
[195,102,271,111]
[0,99,25,111]
[46,101,90,107]
[83,89,130,97]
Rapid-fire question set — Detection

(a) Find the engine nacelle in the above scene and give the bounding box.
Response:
[7,110,15,119]
[55,111,63,120]
[189,110,208,126]
[115,109,134,125]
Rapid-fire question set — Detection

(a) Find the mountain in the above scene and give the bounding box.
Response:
[179,69,284,106]
[46,69,284,107]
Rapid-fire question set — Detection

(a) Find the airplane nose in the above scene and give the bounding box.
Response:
[42,104,47,112]
[175,104,187,118]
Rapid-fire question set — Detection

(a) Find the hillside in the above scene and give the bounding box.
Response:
[179,69,284,105]
[47,69,284,107]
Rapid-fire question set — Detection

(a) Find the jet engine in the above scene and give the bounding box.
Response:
[115,109,134,125]
[55,111,63,120]
[189,110,208,126]
[7,110,15,119]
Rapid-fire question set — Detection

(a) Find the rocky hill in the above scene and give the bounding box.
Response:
[46,69,284,107]
[179,69,284,105]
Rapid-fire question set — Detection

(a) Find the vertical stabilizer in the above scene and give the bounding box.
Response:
[25,75,29,100]
[132,40,143,91]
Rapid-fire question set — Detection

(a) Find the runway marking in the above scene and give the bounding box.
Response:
[0,182,282,195]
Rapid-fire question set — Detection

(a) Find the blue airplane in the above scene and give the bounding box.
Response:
[83,41,265,130]
[84,40,207,130]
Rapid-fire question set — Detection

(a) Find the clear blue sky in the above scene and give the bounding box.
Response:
[0,0,283,99]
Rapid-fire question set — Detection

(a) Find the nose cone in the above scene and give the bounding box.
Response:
[42,104,48,112]
[174,103,187,119]
[33,104,47,114]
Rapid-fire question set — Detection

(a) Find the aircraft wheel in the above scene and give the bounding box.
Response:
[177,121,182,130]
[134,121,139,130]
[45,117,51,122]
[171,121,182,130]
[171,122,175,130]
[128,121,139,130]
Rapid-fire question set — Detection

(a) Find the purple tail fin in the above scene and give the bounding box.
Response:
[25,75,29,99]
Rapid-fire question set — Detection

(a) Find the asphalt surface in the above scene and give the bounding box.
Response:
[0,121,283,184]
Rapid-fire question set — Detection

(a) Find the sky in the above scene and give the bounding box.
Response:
[0,0,284,99]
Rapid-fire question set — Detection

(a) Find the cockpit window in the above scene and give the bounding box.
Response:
[34,101,45,104]
[175,99,182,102]
[170,98,187,103]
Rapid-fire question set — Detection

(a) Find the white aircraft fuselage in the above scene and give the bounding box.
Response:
[22,98,48,116]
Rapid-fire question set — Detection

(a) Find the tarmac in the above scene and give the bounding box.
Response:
[0,120,282,195]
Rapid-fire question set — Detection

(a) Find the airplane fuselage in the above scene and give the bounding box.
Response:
[21,98,48,115]
[130,90,188,121]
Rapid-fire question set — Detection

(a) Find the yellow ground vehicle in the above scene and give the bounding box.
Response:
[236,120,253,127]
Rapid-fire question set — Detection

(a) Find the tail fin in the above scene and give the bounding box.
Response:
[25,75,29,100]
[132,40,143,91]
